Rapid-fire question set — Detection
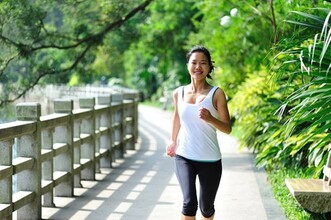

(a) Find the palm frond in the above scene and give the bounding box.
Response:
[272,9,331,173]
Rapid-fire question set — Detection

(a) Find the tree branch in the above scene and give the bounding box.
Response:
[268,0,278,44]
[0,0,154,107]
[30,0,153,51]
[0,44,92,106]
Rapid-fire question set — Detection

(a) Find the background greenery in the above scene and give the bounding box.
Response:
[1,0,331,219]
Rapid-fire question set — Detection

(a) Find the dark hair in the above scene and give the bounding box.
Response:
[186,45,214,79]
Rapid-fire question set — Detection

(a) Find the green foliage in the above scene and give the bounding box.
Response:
[123,0,197,99]
[0,0,45,44]
[0,102,15,122]
[229,68,284,154]
[185,0,288,97]
[216,1,330,180]
[265,8,331,177]
[0,0,152,105]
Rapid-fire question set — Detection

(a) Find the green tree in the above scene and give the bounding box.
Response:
[182,0,330,174]
[0,0,154,106]
[123,0,198,100]
[186,0,281,97]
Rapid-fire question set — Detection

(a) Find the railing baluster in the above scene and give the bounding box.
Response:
[41,128,55,207]
[15,103,42,220]
[73,118,83,188]
[53,100,74,197]
[79,98,96,180]
[0,139,13,220]
[112,93,124,158]
[97,95,113,168]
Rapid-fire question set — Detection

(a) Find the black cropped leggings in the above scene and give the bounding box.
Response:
[175,155,222,218]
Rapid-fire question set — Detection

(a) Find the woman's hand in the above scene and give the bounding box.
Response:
[198,107,213,122]
[166,141,176,157]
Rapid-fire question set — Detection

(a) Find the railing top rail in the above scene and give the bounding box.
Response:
[0,121,36,141]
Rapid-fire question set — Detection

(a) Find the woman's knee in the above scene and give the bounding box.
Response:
[182,199,198,216]
[200,204,215,218]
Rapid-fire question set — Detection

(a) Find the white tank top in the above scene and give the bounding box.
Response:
[176,86,221,161]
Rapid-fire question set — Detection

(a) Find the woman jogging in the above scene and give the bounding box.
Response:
[166,45,232,220]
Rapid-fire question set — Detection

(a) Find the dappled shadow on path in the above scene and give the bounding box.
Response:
[41,105,286,220]
[42,105,180,220]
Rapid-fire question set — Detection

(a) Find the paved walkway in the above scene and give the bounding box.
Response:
[42,105,287,220]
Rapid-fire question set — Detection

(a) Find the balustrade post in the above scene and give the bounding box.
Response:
[123,93,138,151]
[79,98,96,180]
[132,92,139,144]
[73,117,83,187]
[97,95,113,168]
[94,101,101,174]
[0,139,13,220]
[41,128,55,207]
[15,102,42,220]
[53,99,74,196]
[112,93,124,158]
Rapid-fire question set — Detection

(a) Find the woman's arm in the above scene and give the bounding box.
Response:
[199,87,232,134]
[167,88,181,157]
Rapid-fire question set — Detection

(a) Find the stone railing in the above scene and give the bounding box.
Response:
[0,92,139,219]
[15,84,140,115]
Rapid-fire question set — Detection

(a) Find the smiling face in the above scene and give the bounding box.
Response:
[187,52,211,80]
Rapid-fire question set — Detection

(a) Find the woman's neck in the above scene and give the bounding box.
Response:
[189,80,210,93]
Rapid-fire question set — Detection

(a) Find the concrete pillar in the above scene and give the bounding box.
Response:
[41,128,55,207]
[112,93,124,158]
[79,98,95,180]
[54,99,74,197]
[15,102,42,220]
[133,93,139,144]
[73,119,83,188]
[123,93,137,151]
[97,95,112,168]
[0,139,13,220]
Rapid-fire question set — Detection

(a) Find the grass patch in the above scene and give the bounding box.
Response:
[267,166,328,220]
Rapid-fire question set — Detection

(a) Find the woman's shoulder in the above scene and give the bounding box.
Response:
[173,85,186,95]
[213,86,225,95]
[171,86,181,100]
[213,86,228,104]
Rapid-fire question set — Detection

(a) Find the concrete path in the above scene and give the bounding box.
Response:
[42,105,287,220]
